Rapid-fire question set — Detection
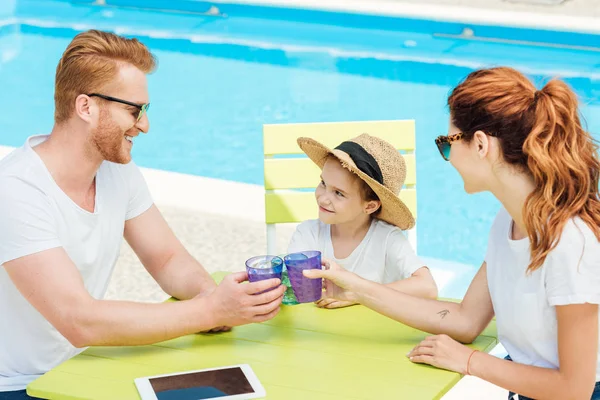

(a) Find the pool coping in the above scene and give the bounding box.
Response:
[213,0,600,35]
[13,0,600,45]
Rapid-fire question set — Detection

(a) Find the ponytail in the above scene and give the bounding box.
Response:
[522,80,600,272]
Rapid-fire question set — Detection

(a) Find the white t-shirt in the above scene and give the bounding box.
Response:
[288,219,424,284]
[0,135,154,391]
[486,208,600,380]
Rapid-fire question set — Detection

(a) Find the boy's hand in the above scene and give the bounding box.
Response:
[316,298,358,309]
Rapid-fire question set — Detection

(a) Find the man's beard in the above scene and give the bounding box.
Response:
[91,109,135,164]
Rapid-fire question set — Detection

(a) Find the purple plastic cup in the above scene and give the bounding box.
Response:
[245,255,283,293]
[283,251,323,303]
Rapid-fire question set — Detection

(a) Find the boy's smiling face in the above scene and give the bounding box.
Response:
[315,158,378,225]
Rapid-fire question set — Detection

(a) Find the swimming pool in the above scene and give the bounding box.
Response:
[1,0,599,278]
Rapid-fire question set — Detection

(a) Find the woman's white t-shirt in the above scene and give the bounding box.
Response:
[288,219,424,284]
[485,208,600,380]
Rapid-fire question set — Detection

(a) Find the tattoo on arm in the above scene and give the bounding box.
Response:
[437,309,449,319]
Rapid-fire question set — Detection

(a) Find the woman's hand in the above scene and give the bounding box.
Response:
[407,334,476,375]
[303,258,362,303]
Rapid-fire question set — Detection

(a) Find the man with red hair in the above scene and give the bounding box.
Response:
[0,30,284,398]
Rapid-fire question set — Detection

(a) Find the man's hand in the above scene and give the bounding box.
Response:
[193,288,231,333]
[206,272,285,328]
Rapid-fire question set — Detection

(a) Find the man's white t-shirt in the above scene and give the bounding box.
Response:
[486,208,600,380]
[0,135,154,391]
[288,219,424,284]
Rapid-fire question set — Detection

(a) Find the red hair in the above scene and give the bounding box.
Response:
[448,67,600,272]
[54,29,156,123]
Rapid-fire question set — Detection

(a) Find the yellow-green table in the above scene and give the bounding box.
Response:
[28,274,498,400]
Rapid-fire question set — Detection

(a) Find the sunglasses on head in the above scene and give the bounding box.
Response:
[87,93,150,122]
[434,132,463,161]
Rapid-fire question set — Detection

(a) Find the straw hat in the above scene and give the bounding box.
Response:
[297,133,415,230]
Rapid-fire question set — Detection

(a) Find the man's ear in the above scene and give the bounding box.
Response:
[75,94,94,123]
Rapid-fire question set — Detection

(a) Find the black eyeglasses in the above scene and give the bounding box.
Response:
[434,132,463,161]
[87,93,150,122]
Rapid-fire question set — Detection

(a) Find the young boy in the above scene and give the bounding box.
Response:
[288,134,437,308]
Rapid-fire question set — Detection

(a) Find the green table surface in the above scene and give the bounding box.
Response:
[28,272,498,400]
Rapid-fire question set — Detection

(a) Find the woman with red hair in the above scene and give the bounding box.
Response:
[306,67,600,399]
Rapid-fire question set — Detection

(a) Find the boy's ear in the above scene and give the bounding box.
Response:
[365,200,381,215]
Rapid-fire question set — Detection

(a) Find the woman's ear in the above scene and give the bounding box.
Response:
[473,130,490,159]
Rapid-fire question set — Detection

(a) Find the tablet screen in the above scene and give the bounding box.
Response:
[148,366,255,400]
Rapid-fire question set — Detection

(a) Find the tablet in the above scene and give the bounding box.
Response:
[134,364,266,400]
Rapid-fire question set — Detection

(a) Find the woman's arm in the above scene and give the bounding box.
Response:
[316,267,437,309]
[305,260,495,343]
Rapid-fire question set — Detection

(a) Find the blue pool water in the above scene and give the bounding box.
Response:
[1,1,599,281]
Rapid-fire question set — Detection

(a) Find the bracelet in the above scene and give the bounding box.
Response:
[466,349,478,375]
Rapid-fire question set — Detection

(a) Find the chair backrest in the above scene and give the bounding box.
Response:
[263,120,417,254]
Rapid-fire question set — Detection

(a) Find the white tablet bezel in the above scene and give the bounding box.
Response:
[134,364,266,400]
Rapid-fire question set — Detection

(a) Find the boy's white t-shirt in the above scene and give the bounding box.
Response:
[486,208,600,380]
[0,135,154,391]
[288,218,424,284]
